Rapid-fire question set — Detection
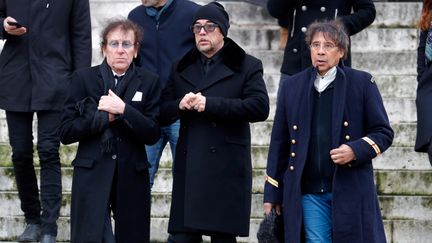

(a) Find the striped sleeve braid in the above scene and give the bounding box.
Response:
[362,136,381,156]
[265,175,279,188]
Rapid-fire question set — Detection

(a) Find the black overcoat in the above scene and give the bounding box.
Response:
[0,0,92,111]
[264,66,394,243]
[415,30,432,152]
[267,0,376,75]
[59,63,161,243]
[160,38,270,236]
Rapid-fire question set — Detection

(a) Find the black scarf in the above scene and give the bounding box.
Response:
[96,59,136,153]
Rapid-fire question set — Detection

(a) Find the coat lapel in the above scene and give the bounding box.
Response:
[179,61,202,89]
[332,67,347,147]
[122,71,141,103]
[197,63,234,91]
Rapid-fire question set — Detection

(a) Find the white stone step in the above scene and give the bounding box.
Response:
[264,96,416,124]
[0,138,430,172]
[372,2,421,28]
[1,167,432,196]
[0,215,431,243]
[249,50,417,75]
[1,190,431,222]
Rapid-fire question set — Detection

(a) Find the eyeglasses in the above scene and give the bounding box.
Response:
[107,41,135,49]
[191,23,219,34]
[310,42,337,52]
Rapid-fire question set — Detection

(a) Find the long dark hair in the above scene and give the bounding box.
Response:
[418,0,432,31]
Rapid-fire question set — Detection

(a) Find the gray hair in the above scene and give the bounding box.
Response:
[305,20,349,60]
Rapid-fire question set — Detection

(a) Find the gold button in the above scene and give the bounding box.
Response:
[343,121,349,127]
[345,135,350,140]
[291,152,296,157]
[291,139,296,144]
[289,165,295,171]
[293,125,298,131]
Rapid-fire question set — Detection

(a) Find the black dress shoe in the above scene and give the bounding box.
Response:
[17,223,41,242]
[40,234,56,243]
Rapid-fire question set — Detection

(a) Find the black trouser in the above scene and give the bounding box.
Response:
[6,110,62,236]
[168,232,237,243]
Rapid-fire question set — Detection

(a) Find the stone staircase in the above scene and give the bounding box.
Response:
[0,1,431,242]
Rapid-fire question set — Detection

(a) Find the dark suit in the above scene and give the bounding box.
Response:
[267,0,376,75]
[415,30,432,153]
[264,66,394,242]
[59,63,160,243]
[0,0,91,235]
[161,38,269,237]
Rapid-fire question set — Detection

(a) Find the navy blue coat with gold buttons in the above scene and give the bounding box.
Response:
[267,0,376,75]
[264,66,393,243]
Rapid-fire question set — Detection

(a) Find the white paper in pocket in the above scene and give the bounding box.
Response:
[132,91,143,101]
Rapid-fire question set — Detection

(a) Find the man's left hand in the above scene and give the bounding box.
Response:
[330,144,356,165]
[191,92,206,112]
[98,90,125,120]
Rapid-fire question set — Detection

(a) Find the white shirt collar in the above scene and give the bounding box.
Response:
[314,66,337,93]
[111,70,125,77]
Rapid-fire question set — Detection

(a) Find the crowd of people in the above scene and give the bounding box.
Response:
[1,0,428,242]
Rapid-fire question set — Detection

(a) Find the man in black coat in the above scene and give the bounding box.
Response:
[0,0,92,242]
[267,0,376,81]
[59,19,160,243]
[160,2,269,242]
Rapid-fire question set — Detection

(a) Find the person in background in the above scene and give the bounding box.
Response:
[128,0,200,189]
[0,1,91,242]
[415,0,432,166]
[266,0,376,86]
[264,20,393,243]
[160,2,269,242]
[59,19,160,242]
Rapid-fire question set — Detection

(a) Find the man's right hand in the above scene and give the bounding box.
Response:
[264,202,282,215]
[3,17,26,36]
[179,92,197,110]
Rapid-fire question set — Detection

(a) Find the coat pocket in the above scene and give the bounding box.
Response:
[72,158,95,169]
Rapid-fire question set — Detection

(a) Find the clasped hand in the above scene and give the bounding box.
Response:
[179,92,206,112]
[98,90,125,122]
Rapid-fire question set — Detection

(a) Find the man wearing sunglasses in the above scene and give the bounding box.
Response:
[160,2,270,242]
[128,0,200,191]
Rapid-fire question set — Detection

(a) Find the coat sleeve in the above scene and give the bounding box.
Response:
[338,0,376,35]
[266,0,297,20]
[417,30,429,82]
[111,75,161,145]
[0,0,7,39]
[159,65,182,126]
[59,71,104,145]
[204,60,270,122]
[70,0,92,70]
[264,80,290,204]
[346,79,394,166]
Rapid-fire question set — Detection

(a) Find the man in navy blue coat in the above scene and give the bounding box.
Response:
[128,0,200,189]
[264,20,393,243]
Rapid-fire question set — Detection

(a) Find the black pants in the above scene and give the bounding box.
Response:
[168,232,237,243]
[6,110,62,236]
